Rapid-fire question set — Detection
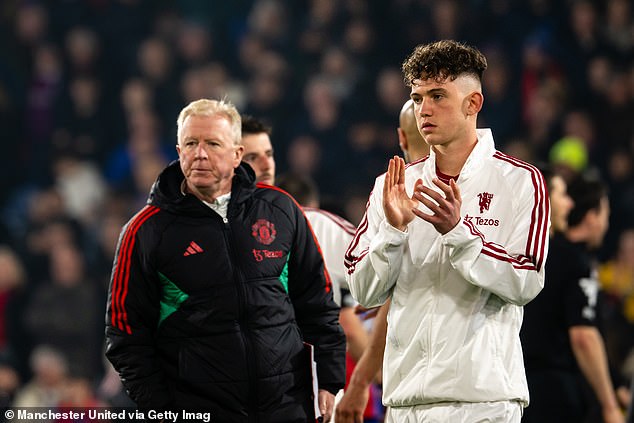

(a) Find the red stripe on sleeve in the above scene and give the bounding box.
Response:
[492,152,549,271]
[111,205,159,333]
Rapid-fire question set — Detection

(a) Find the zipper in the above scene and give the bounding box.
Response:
[223,215,259,422]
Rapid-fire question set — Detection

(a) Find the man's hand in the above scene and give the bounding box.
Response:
[318,389,335,423]
[335,382,368,423]
[383,156,418,231]
[412,177,462,234]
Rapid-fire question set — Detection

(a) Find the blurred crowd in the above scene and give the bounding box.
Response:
[0,0,632,414]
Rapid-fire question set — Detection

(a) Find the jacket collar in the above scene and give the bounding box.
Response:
[424,128,495,182]
[147,160,256,216]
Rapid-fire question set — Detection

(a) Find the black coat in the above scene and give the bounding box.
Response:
[105,161,346,422]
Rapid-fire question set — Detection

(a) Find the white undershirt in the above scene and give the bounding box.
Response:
[203,193,231,220]
[181,179,231,220]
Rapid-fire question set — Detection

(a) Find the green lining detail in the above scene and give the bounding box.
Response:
[278,254,290,293]
[158,271,189,327]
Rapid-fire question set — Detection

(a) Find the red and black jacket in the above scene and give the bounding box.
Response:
[105,161,345,422]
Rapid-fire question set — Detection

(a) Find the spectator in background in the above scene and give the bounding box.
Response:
[0,246,26,353]
[599,228,634,390]
[0,246,29,381]
[134,35,180,137]
[478,46,521,148]
[23,42,64,184]
[22,241,104,381]
[104,108,175,203]
[19,190,78,284]
[0,356,20,408]
[12,345,69,408]
[52,74,109,165]
[335,98,428,423]
[51,152,108,227]
[522,174,625,423]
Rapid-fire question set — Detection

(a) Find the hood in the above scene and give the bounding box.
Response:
[147,160,257,216]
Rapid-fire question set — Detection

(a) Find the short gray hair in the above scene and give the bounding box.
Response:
[176,98,242,145]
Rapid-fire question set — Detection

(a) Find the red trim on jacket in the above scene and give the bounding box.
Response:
[303,207,357,236]
[492,152,549,271]
[111,205,160,334]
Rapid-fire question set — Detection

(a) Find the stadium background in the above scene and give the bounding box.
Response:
[0,0,632,412]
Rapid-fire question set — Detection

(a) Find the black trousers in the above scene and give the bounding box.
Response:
[523,369,589,423]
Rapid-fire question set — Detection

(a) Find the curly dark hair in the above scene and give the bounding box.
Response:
[402,40,488,86]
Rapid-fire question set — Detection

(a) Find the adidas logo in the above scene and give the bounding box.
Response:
[183,241,204,256]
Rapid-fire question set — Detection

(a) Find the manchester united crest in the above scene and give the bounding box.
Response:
[251,219,277,245]
[477,192,493,213]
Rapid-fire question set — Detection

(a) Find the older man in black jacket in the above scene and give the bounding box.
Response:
[105,98,346,422]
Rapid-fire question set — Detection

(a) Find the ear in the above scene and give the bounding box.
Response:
[175,143,181,157]
[397,128,408,153]
[465,91,484,116]
[234,145,244,167]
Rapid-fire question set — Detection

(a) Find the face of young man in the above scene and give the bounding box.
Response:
[241,132,276,185]
[410,75,482,149]
[176,114,243,201]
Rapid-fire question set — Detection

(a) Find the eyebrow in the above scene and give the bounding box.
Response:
[411,87,447,98]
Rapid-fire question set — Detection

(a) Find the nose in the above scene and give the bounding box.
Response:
[257,155,271,170]
[417,99,431,117]
[194,143,209,158]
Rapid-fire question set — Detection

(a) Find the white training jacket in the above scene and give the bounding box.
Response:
[344,129,550,408]
[304,207,356,306]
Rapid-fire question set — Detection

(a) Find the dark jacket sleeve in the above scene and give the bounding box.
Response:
[287,203,346,394]
[104,211,173,409]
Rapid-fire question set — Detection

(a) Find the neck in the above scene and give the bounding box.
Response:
[433,136,477,176]
[186,181,232,203]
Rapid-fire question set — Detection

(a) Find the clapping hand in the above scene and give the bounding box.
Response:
[382,156,418,232]
[412,177,462,235]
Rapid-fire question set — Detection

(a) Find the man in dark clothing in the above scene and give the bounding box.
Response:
[105,98,346,422]
[521,174,624,423]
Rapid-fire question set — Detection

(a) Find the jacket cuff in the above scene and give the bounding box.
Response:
[441,218,473,248]
[319,384,343,395]
[378,219,409,243]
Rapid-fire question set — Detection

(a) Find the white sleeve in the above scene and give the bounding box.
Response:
[344,176,408,308]
[308,211,355,306]
[442,172,550,305]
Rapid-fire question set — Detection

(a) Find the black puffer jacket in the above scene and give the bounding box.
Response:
[105,161,346,422]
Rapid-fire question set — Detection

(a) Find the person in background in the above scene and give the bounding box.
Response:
[277,171,379,420]
[335,98,429,423]
[12,346,69,408]
[396,98,430,164]
[105,98,345,422]
[276,172,368,346]
[241,114,275,185]
[240,115,371,411]
[522,173,625,423]
[345,40,550,422]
